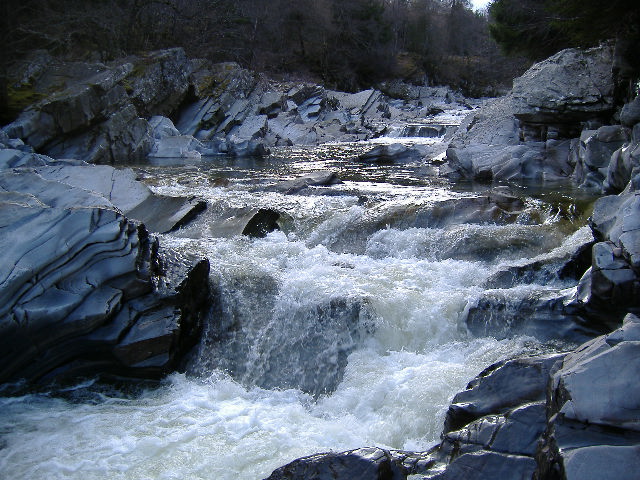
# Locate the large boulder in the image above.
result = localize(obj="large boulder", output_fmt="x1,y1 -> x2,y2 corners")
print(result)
511,45 -> 615,125
444,45 -> 615,182
535,313 -> 640,480
0,201 -> 210,384
0,144 -> 210,385
2,49 -> 195,164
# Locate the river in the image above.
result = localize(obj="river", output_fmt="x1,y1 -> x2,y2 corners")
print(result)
0,116 -> 593,479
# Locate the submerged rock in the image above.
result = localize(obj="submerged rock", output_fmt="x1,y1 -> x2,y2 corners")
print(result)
209,207 -> 281,238
272,170 -> 343,194
264,447 -> 428,480
358,143 -> 422,163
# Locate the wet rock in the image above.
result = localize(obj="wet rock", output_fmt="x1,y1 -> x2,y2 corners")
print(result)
272,170 -> 343,194
358,143 -> 421,163
535,314 -> 640,480
417,188 -> 526,228
427,451 -> 537,480
485,226 -> 595,289
443,354 -> 566,434
465,287 -> 604,344
440,402 -> 547,460
264,447 -> 411,480
0,201 -> 210,384
419,355 -> 564,480
210,208 -> 281,238
9,164 -> 207,234
192,290 -> 374,396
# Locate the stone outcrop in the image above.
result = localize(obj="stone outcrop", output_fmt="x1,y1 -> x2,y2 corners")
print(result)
174,62 -> 470,157
444,45 -> 616,183
3,49 -> 195,164
0,143 -> 210,386
267,309 -> 639,480
535,313 -> 640,480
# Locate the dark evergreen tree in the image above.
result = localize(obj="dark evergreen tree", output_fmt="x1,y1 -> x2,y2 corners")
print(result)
488,0 -> 569,60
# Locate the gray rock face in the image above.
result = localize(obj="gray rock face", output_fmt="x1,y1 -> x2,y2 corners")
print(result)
443,354 -> 566,434
572,125 -> 631,189
536,314 -> 640,480
264,447 -> 427,480
358,143 -> 422,163
174,63 -> 468,156
0,201 -> 210,384
0,144 -> 210,385
603,134 -> 640,194
3,49 -> 194,164
511,45 -> 615,124
0,164 -> 206,234
586,192 -> 640,314
444,45 -> 615,182
271,170 -> 343,194
408,354 -> 565,480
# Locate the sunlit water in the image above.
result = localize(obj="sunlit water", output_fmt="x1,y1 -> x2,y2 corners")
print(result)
0,127 -> 593,479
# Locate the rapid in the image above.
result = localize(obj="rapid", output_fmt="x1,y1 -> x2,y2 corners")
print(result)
0,116 -> 592,479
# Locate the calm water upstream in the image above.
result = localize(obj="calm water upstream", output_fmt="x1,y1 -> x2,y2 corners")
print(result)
0,133 -> 594,479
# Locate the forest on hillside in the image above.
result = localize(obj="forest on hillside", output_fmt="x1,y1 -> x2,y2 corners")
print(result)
0,0 -> 524,116
1,0 -> 639,122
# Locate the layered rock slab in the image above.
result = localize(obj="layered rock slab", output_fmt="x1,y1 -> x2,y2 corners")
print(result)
0,201 -> 210,384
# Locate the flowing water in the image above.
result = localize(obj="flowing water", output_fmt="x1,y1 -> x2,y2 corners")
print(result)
0,124 -> 594,479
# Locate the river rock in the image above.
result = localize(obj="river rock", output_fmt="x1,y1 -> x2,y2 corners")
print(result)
464,287 -> 606,344
535,313 -> 640,480
2,48 -> 195,164
0,200 -> 210,384
444,45 -> 615,182
585,191 -> 640,316
209,207 -> 281,238
358,143 -> 422,163
8,164 -> 207,233
572,125 -> 630,189
511,45 -> 615,124
418,354 -> 565,480
272,170 -> 343,194
604,140 -> 640,193
484,226 -> 595,289
264,447 -> 429,480
443,353 -> 566,434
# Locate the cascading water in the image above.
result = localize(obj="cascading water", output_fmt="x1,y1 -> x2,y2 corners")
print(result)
0,127 -> 593,479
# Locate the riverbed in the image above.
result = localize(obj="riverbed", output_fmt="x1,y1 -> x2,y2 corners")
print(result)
0,125 -> 594,479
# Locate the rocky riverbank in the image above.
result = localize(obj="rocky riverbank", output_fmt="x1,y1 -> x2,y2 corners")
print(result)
1,43 -> 639,480
259,45 -> 640,480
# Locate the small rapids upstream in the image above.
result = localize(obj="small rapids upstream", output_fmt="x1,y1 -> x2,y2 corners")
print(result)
0,133 -> 593,479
